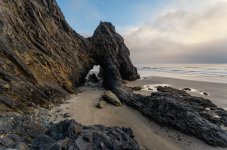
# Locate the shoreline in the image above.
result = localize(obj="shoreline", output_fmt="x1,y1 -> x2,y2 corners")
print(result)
50,75 -> 227,150
128,75 -> 227,108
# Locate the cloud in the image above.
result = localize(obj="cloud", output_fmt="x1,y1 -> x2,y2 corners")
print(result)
121,0 -> 227,64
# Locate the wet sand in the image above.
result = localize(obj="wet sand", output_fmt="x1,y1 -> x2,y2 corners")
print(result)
50,76 -> 227,150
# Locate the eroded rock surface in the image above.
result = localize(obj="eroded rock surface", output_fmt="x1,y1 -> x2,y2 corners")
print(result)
0,114 -> 139,150
33,119 -> 139,150
0,0 -> 139,113
0,0 -> 227,149
112,86 -> 227,147
102,91 -> 122,106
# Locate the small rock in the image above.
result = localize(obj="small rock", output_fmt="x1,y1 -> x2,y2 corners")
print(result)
96,100 -> 106,109
56,109 -> 61,113
121,80 -> 127,84
205,108 -> 211,111
148,88 -> 152,91
16,142 -> 29,150
132,86 -> 142,91
63,113 -> 71,118
183,88 -> 191,91
102,91 -> 122,106
214,115 -> 221,119
203,92 -> 208,96
100,142 -> 104,148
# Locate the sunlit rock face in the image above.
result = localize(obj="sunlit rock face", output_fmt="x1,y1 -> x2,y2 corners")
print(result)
0,0 -> 139,112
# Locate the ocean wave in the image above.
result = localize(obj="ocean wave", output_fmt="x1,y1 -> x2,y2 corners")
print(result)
136,64 -> 227,83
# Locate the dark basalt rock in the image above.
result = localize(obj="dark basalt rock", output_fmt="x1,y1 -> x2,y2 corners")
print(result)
0,114 -> 139,150
0,113 -> 46,149
32,119 -> 139,150
183,87 -> 191,91
89,22 -> 140,89
111,86 -> 227,147
0,0 -> 227,149
87,73 -> 99,83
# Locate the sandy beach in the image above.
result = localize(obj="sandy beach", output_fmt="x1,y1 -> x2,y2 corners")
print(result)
50,76 -> 227,150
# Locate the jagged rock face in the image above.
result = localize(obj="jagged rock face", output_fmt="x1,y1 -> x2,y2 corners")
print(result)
0,114 -> 139,149
90,22 -> 140,89
112,86 -> 227,147
0,0 -> 139,112
0,0 -> 95,112
2,0 -> 226,148
33,120 -> 140,150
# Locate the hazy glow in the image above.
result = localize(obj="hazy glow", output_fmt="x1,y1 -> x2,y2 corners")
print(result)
123,0 -> 227,63
57,0 -> 227,63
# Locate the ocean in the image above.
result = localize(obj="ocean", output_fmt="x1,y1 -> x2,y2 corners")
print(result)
92,64 -> 227,83
136,64 -> 227,83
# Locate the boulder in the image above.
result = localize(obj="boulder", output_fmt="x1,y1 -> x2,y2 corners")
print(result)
87,73 -> 99,83
0,114 -> 140,149
132,86 -> 142,91
33,120 -> 140,150
102,91 -> 122,106
183,88 -> 191,91
96,99 -> 106,109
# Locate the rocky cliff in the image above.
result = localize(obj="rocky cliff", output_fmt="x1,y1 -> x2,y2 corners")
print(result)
0,0 -> 139,113
0,0 -> 227,149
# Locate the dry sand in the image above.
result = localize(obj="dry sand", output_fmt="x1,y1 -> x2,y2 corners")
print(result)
50,76 -> 227,150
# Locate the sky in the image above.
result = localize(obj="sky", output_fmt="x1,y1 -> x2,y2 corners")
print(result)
56,0 -> 227,64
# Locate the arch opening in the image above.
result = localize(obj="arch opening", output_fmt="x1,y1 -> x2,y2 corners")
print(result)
85,65 -> 103,87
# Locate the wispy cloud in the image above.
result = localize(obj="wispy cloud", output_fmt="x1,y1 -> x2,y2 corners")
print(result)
121,0 -> 227,63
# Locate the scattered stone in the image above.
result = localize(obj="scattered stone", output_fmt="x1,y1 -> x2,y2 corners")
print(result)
63,113 -> 71,118
132,86 -> 142,91
203,92 -> 208,96
183,88 -> 191,91
102,91 -> 122,106
148,88 -> 152,91
96,100 -> 106,109
16,142 -> 29,150
56,109 -> 61,113
205,108 -> 211,111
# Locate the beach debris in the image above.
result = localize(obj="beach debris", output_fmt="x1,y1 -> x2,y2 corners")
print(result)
96,99 -> 106,109
102,91 -> 122,106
